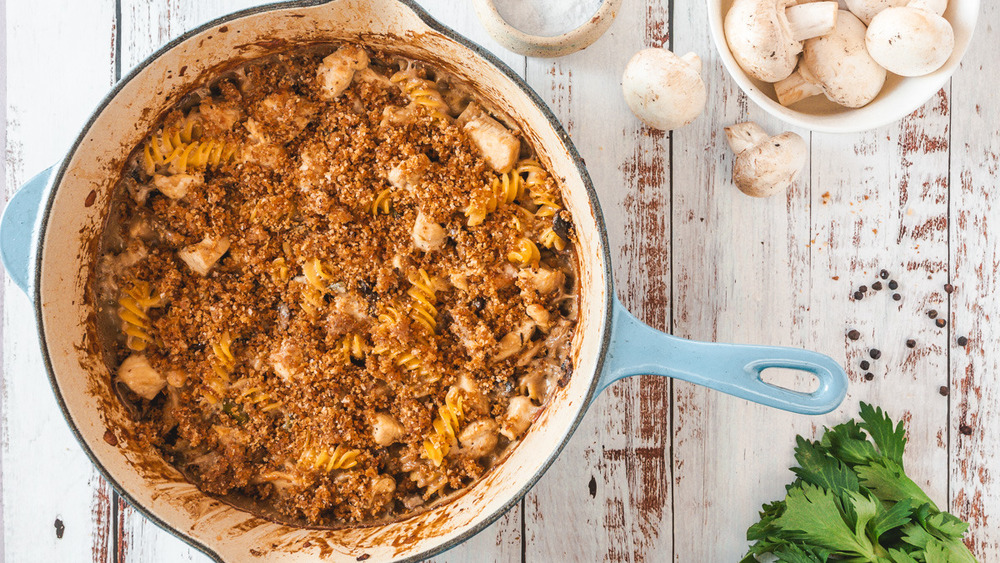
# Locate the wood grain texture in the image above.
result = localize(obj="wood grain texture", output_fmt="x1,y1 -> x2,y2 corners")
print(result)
949,0 -> 1000,557
670,1 -> 819,559
2,0 -> 999,561
2,1 -> 118,561
522,3 -> 673,562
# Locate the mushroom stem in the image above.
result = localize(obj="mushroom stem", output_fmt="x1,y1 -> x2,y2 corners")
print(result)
785,1 -> 840,41
680,52 -> 703,74
724,122 -> 769,154
774,67 -> 825,106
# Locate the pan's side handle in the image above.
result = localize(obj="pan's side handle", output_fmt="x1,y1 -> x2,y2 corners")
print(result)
1,167 -> 53,295
597,297 -> 848,415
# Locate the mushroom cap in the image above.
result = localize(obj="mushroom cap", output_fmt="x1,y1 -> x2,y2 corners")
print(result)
801,10 -> 887,108
622,49 -> 707,131
725,0 -> 802,82
866,7 -> 955,76
729,129 -> 808,198
844,0 -> 907,25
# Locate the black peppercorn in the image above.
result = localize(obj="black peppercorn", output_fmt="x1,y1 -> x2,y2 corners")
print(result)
939,386 -> 949,396
848,329 -> 861,341
864,372 -> 875,381
944,283 -> 955,294
958,336 -> 968,346
892,293 -> 902,301
959,425 -> 973,436
859,285 -> 868,293
928,310 -> 938,319
872,281 -> 883,291
854,291 -> 864,300
860,360 -> 870,370
880,269 -> 889,279
936,318 -> 947,328
870,349 -> 882,360
888,280 -> 899,290
906,339 -> 916,348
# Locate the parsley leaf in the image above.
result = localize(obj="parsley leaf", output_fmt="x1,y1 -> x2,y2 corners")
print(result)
743,404 -> 978,563
871,498 -> 914,541
791,436 -> 859,495
859,403 -> 907,468
856,459 -> 936,510
773,483 -> 878,559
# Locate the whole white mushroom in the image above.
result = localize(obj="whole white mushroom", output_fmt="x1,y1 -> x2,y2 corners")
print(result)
725,122 -> 808,198
866,6 -> 955,76
622,49 -> 707,131
774,10 -> 887,108
725,0 -> 840,83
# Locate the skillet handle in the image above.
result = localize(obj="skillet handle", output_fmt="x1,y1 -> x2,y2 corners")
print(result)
597,297 -> 848,415
1,167 -> 53,295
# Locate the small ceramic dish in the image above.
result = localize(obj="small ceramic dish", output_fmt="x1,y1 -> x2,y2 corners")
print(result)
472,0 -> 622,57
707,0 -> 980,133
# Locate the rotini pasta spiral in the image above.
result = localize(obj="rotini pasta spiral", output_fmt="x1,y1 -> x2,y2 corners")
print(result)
118,281 -> 161,352
238,386 -> 282,412
142,117 -> 236,176
406,268 -> 438,334
339,334 -> 370,364
299,443 -> 361,472
373,303 -> 438,380
423,387 -> 464,467
464,172 -> 522,227
371,188 -> 392,215
168,139 -> 237,175
390,67 -> 450,121
538,227 -> 566,251
508,238 -> 540,268
300,258 -> 337,316
517,159 -> 561,218
212,331 -> 236,380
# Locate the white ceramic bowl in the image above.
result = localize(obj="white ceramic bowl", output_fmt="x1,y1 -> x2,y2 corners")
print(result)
707,0 -> 980,133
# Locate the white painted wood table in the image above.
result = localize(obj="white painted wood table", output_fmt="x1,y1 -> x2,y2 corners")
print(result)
2,0 -> 998,561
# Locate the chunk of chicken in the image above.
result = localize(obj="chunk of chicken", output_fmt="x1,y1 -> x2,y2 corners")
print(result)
458,103 -> 519,173
458,419 -> 499,458
519,267 -> 565,294
152,173 -> 202,200
387,154 -> 431,191
371,412 -> 406,446
525,303 -> 551,330
270,339 -> 305,383
412,211 -> 446,252
118,354 -> 166,400
197,99 -> 242,134
177,236 -> 230,276
501,396 -> 541,440
494,320 -> 536,363
317,45 -> 370,100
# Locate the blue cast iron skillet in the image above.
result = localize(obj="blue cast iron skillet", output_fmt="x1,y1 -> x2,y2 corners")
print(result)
0,1 -> 848,560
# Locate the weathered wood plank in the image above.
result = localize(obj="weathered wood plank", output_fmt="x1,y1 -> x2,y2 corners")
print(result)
523,2 -> 674,561
2,1 -> 118,561
949,1 -> 1000,558
670,0 -> 951,560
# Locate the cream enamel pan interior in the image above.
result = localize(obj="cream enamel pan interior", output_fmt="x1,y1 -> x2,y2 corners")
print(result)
32,0 -> 608,560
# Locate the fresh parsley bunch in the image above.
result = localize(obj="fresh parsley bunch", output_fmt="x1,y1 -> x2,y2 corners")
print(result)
742,403 -> 977,563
